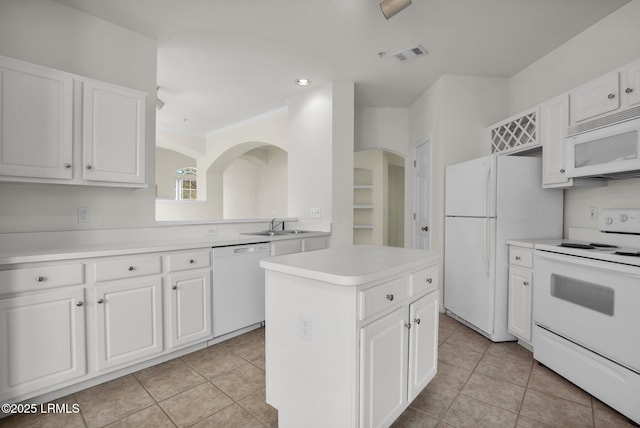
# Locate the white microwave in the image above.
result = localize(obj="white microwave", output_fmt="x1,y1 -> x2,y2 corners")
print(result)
565,118 -> 640,178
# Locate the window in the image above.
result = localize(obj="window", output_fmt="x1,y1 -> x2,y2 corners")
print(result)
176,179 -> 197,200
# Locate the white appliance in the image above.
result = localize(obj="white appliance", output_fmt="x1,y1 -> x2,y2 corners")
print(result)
534,209 -> 640,425
212,243 -> 270,337
444,155 -> 563,341
566,117 -> 640,179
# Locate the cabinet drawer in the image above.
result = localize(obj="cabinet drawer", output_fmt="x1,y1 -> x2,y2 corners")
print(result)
409,266 -> 438,296
359,277 -> 408,320
94,255 -> 161,282
0,264 -> 84,294
166,250 -> 211,272
510,248 -> 533,268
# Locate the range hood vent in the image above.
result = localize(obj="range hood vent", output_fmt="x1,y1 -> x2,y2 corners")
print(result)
568,105 -> 640,136
393,45 -> 428,62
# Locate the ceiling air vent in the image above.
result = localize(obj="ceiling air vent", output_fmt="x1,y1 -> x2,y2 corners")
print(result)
393,45 -> 428,62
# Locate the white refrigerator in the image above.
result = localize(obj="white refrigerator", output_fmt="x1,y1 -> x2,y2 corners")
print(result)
444,155 -> 563,341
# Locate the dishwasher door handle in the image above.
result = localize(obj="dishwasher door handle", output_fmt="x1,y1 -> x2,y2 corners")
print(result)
234,247 -> 255,254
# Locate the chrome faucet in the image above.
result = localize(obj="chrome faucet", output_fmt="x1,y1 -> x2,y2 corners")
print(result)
270,218 -> 285,231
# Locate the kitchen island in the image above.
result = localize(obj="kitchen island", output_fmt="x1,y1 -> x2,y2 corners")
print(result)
260,245 -> 440,428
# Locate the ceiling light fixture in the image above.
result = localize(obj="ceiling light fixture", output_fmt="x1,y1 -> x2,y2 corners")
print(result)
295,78 -> 312,86
380,0 -> 411,20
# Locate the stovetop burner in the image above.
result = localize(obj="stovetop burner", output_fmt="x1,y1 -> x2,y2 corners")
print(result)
614,251 -> 640,257
558,242 -> 619,250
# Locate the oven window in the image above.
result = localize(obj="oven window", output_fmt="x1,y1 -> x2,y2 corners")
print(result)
550,274 -> 614,316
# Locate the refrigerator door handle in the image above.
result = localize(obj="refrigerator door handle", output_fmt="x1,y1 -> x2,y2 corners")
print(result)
483,163 -> 491,217
483,218 -> 490,276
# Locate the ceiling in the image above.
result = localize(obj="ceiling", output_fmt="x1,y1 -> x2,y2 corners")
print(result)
55,0 -> 631,136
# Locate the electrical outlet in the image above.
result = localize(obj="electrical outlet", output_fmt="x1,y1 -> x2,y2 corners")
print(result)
77,207 -> 89,223
310,207 -> 321,218
299,315 -> 312,341
206,228 -> 217,236
588,207 -> 598,221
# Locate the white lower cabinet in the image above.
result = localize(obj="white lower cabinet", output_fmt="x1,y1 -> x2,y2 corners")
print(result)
166,269 -> 212,349
507,246 -> 534,345
0,287 -> 86,401
94,277 -> 163,371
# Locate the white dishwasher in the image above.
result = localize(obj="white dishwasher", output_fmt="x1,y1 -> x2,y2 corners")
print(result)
212,243 -> 270,337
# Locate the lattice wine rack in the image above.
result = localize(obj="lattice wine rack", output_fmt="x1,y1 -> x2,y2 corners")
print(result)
489,108 -> 539,154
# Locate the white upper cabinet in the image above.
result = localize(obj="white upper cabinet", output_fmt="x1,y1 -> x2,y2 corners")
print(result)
0,55 -> 147,187
540,94 -> 572,188
82,79 -> 147,185
0,57 -> 73,180
570,72 -> 620,124
622,60 -> 640,108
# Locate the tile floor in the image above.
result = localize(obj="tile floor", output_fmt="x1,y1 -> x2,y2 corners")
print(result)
1,314 -> 636,427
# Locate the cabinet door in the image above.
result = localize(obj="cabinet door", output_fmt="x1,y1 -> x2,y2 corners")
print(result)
508,267 -> 533,342
0,58 -> 73,180
360,306 -> 408,428
166,269 -> 212,349
570,72 -> 620,124
622,60 -> 640,108
95,278 -> 162,371
82,79 -> 147,185
541,94 -> 572,188
0,287 -> 86,400
407,291 -> 438,402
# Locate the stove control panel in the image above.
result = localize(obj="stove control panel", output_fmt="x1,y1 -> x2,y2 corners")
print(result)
600,209 -> 640,234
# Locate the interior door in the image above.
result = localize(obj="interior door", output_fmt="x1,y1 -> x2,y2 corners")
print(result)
444,216 -> 495,335
414,140 -> 431,249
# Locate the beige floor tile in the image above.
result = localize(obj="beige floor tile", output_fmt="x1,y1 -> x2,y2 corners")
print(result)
74,375 -> 154,428
442,394 -> 517,428
520,389 -> 593,428
427,361 -> 472,392
438,342 -> 483,370
192,403 -> 264,428
485,341 -> 533,365
251,356 -> 266,370
159,383 -> 233,427
592,398 -> 637,427
443,326 -> 491,354
516,415 -> 555,427
223,329 -> 265,362
182,346 -> 247,380
0,395 -> 85,428
391,407 -> 439,428
527,363 -> 591,406
139,361 -> 206,401
409,383 -> 458,419
133,358 -> 187,381
211,362 -> 265,401
104,404 -> 175,428
475,353 -> 532,386
461,372 -> 525,413
237,388 -> 278,428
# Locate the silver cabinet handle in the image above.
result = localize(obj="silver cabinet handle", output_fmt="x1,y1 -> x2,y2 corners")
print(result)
85,165 -> 93,170
515,256 -> 521,261
560,168 -> 565,173
414,318 -> 421,324
97,298 -> 104,304
172,285 -> 177,290
625,87 -> 633,94
189,259 -> 195,264
386,294 -> 394,301
35,275 -> 46,282
607,93 -> 615,99
64,163 -> 72,168
426,278 -> 433,284
128,266 -> 135,271
404,323 -> 411,329
523,281 -> 530,286
76,301 -> 84,307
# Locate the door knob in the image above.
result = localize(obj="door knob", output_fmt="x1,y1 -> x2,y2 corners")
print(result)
421,226 -> 429,232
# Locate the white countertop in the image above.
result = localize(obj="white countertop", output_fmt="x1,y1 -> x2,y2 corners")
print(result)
260,245 -> 439,286
0,231 -> 330,265
506,238 -> 565,249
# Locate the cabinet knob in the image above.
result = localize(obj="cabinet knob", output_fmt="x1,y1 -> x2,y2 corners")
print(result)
97,298 -> 104,304
426,278 -> 433,284
523,281 -> 530,286
128,266 -> 135,271
189,259 -> 195,264
421,226 -> 429,232
64,163 -> 72,168
85,165 -> 93,170
386,294 -> 394,301
560,168 -> 565,173
404,323 -> 411,329
76,301 -> 84,307
607,93 -> 615,99
35,275 -> 46,282
172,285 -> 177,290
414,318 -> 421,324
626,87 -> 633,94
515,256 -> 521,261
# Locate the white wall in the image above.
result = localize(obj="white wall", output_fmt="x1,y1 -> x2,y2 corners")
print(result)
0,0 -> 157,233
509,0 -> 640,235
288,82 -> 354,243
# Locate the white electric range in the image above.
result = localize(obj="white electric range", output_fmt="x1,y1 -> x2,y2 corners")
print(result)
533,209 -> 640,425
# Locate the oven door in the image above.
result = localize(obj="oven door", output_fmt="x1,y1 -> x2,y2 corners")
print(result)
534,251 -> 640,373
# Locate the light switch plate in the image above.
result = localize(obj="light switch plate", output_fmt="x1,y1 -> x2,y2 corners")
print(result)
310,207 -> 321,218
77,207 -> 89,223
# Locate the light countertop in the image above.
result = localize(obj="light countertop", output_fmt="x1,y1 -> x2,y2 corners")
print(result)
506,238 -> 565,249
260,245 -> 439,286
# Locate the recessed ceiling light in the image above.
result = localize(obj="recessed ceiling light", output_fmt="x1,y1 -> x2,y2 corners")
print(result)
295,78 -> 312,86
